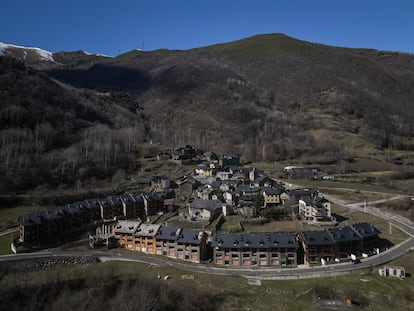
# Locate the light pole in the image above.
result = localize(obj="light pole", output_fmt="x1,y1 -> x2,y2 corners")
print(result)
364,197 -> 367,213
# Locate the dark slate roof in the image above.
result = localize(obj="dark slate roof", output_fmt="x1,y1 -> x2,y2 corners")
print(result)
235,186 -> 259,196
253,175 -> 270,184
35,207 -> 61,221
221,154 -> 240,160
351,222 -> 381,238
48,206 -> 65,218
239,193 -> 256,202
312,196 -> 330,206
204,151 -> 214,156
156,225 -> 181,241
151,175 -> 170,182
223,165 -> 242,173
121,194 -> 136,204
131,193 -> 144,201
110,195 -> 124,204
246,167 -> 265,174
286,188 -> 319,197
100,197 -> 114,207
327,226 -> 362,243
144,192 -> 163,201
208,180 -> 222,189
300,230 -> 335,246
211,232 -> 298,249
189,199 -> 223,211
177,229 -> 205,245
59,204 -> 76,216
84,198 -> 101,209
262,187 -> 283,195
221,179 -> 240,186
19,212 -> 42,226
274,182 -> 286,190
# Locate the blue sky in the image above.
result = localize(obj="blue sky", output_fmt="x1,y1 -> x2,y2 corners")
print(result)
1,0 -> 413,56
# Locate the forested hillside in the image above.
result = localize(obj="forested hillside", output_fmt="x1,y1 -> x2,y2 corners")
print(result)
2,33 -> 414,193
48,34 -> 414,160
0,57 -> 147,192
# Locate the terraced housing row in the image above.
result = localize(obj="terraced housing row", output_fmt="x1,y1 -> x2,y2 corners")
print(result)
106,220 -> 380,266
17,190 -> 380,266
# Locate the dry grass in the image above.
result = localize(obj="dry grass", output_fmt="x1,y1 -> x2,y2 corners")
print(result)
2,251 -> 414,311
0,232 -> 14,255
320,188 -> 395,204
244,219 -> 302,233
374,197 -> 414,221
165,215 -> 206,230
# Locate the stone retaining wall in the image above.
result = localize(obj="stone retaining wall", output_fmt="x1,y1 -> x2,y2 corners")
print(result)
0,256 -> 96,275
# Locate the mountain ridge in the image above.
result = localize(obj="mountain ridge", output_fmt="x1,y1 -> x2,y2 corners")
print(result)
1,33 -> 414,192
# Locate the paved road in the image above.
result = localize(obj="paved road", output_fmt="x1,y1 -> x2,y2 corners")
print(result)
94,237 -> 414,280
324,193 -> 414,237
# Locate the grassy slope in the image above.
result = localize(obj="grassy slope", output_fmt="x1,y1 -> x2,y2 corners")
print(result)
1,252 -> 414,310
0,233 -> 13,255
0,205 -> 47,229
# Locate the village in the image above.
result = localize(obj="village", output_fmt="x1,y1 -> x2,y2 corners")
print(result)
16,144 -> 383,267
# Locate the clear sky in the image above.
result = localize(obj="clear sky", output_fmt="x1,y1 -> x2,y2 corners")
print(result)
1,0 -> 413,56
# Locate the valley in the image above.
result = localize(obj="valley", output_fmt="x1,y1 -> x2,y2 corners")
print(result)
1,32 -> 414,311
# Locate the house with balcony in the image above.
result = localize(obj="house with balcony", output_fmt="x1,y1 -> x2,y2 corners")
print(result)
176,229 -> 209,263
155,225 -> 181,258
188,199 -> 223,221
327,226 -> 363,259
134,223 -> 161,254
298,196 -> 332,222
122,193 -> 145,220
298,230 -> 336,265
143,193 -> 164,216
351,222 -> 381,252
262,187 -> 283,208
113,220 -> 141,250
100,196 -> 124,220
151,176 -> 171,192
211,232 -> 298,267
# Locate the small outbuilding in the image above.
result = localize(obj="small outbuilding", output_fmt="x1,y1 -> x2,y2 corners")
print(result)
379,265 -> 405,279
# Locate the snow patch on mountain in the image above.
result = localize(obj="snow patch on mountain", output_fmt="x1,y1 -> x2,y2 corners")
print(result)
0,42 -> 7,56
96,53 -> 112,58
0,42 -> 55,62
82,50 -> 112,58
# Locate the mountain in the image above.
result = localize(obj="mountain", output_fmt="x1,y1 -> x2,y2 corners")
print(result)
0,42 -> 55,69
1,34 -> 414,192
46,34 -> 414,156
